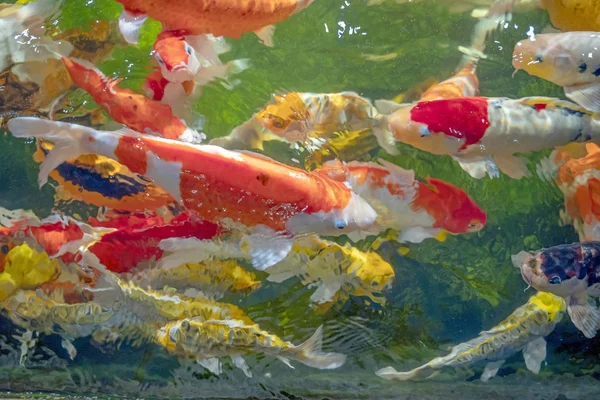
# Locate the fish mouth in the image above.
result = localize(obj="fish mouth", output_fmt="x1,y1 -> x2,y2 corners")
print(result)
171,64 -> 191,73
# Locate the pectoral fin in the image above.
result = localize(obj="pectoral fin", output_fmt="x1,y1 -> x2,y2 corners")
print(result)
564,83 -> 600,113
452,155 -> 499,179
254,25 -> 276,47
230,355 -> 252,378
493,154 -> 531,179
398,227 -> 442,243
522,337 -> 546,374
480,359 -> 504,382
118,10 -> 147,45
246,230 -> 294,271
567,293 -> 599,338
197,357 -> 222,375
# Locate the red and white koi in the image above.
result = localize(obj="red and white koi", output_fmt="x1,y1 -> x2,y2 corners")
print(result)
387,96 -> 600,179
62,57 -> 205,144
8,117 -> 378,270
315,159 -> 486,243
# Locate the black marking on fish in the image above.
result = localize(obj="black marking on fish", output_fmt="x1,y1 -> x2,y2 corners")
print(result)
594,67 -> 600,77
538,242 -> 600,288
572,131 -> 583,142
579,63 -> 588,73
562,107 -> 586,118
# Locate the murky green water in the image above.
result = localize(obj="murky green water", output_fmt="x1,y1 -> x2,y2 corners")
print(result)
1,0 -> 599,399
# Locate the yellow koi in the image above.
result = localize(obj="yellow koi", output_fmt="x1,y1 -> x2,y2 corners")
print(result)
376,292 -> 566,382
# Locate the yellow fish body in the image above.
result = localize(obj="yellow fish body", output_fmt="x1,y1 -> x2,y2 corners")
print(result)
156,319 -> 346,377
540,0 -> 600,31
132,260 -> 260,299
376,292 -> 566,382
0,243 -> 61,301
267,239 -> 395,308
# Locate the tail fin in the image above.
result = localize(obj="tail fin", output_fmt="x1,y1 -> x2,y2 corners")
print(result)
7,117 -> 93,187
292,325 -> 347,369
375,364 -> 432,381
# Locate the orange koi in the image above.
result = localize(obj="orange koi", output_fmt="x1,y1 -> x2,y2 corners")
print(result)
116,0 -> 316,46
8,118 -> 378,270
62,57 -> 205,143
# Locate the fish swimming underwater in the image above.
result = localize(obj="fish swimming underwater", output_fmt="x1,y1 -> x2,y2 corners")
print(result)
132,259 -> 260,300
513,32 -> 600,112
514,242 -> 600,338
62,57 -> 205,143
7,117 -> 377,270
213,91 -> 396,154
156,320 -> 345,376
387,96 -> 600,179
264,237 -> 395,307
538,143 -> 600,241
315,159 -> 486,243
376,292 -> 565,382
146,31 -> 249,119
374,6 -> 507,154
34,140 -> 175,212
116,0 -> 316,46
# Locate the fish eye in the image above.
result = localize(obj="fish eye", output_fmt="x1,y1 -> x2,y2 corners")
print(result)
155,53 -> 165,65
549,276 -> 562,285
534,53 -> 543,63
334,220 -> 347,230
1,245 -> 8,255
185,44 -> 193,55
372,281 -> 379,287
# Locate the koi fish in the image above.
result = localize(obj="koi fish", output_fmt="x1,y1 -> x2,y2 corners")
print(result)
513,32 -> 600,112
315,159 -> 486,242
539,0 -> 600,32
537,143 -> 600,241
147,31 -> 249,118
376,292 -> 565,382
157,320 -> 345,376
514,242 -> 600,338
34,140 -> 175,212
0,243 -> 61,301
8,117 -> 378,270
266,238 -> 395,307
83,211 -> 223,274
387,96 -> 600,179
216,91 -> 397,154
374,8 -> 507,153
132,260 -> 260,299
116,0 -> 316,46
62,57 -> 205,143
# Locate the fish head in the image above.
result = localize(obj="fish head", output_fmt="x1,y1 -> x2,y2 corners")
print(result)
256,92 -> 311,138
355,251 -> 395,292
512,34 -> 572,85
514,246 -> 588,298
426,178 -> 487,234
153,33 -> 200,83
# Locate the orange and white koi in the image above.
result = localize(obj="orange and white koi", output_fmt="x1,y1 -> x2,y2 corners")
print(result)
146,31 -> 249,115
513,32 -> 600,112
116,0 -> 316,46
538,143 -> 600,241
8,117 -> 378,270
315,159 -> 486,243
387,96 -> 600,179
62,57 -> 205,143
